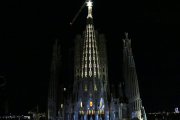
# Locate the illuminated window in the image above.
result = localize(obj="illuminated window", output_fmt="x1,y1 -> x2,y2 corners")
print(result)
85,71 -> 87,77
100,101 -> 102,107
85,85 -> 87,91
90,101 -> 93,107
89,70 -> 92,77
93,110 -> 95,115
94,84 -> 97,91
80,102 -> 83,107
94,63 -> 96,67
89,63 -> 92,68
94,71 -> 96,76
63,88 -> 66,91
61,104 -> 63,108
89,56 -> 91,60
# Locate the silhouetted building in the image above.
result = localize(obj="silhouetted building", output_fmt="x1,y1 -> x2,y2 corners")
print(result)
48,39 -> 61,120
50,0 -> 147,120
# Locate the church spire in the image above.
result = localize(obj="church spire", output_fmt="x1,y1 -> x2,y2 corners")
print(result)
123,33 -> 143,120
81,0 -> 101,79
86,0 -> 93,19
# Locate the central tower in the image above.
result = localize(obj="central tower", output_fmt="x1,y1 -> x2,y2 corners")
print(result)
73,0 -> 109,120
81,0 -> 100,80
57,0 -> 147,120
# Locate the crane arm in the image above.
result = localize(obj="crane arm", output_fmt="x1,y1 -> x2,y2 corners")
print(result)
70,0 -> 88,25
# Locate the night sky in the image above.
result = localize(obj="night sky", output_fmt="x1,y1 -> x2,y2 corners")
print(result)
1,0 -> 180,114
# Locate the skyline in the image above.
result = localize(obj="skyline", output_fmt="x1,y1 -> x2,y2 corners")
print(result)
1,0 -> 180,114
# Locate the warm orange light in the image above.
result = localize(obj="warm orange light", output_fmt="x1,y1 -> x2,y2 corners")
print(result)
90,101 -> 93,107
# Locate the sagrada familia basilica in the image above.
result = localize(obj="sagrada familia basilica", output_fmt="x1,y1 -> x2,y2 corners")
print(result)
47,0 -> 147,120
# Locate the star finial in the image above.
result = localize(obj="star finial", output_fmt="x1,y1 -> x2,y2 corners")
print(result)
87,0 -> 93,7
86,0 -> 93,18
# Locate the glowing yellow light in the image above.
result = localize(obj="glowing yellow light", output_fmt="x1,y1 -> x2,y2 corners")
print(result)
90,101 -> 93,107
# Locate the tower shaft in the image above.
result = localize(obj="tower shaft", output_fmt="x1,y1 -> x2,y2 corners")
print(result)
123,33 -> 142,120
72,1 -> 109,120
48,40 -> 61,120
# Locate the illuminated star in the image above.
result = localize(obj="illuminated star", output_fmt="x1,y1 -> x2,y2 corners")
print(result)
87,0 -> 93,7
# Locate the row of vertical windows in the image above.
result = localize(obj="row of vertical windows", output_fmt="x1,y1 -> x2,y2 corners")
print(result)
81,24 -> 102,78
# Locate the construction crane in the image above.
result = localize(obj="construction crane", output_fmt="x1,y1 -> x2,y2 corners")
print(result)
70,0 -> 91,25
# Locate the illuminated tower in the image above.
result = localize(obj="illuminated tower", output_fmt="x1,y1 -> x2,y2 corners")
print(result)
64,0 -> 147,119
74,30 -> 109,100
123,33 -> 143,120
72,0 -> 109,120
48,39 -> 61,120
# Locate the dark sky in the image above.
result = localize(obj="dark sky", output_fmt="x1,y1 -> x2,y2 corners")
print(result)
1,0 -> 180,114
